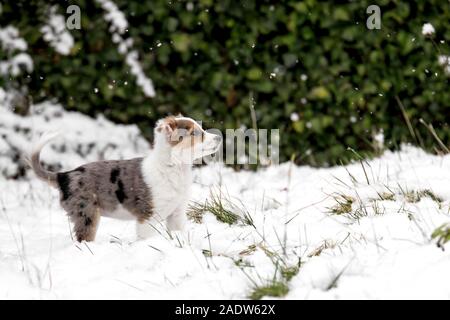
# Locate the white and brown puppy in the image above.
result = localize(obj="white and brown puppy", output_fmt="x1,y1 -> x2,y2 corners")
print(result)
30,116 -> 221,242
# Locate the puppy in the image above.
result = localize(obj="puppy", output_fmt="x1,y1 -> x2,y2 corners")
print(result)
30,116 -> 222,242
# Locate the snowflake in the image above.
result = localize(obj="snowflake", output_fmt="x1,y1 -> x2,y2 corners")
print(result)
422,23 -> 435,36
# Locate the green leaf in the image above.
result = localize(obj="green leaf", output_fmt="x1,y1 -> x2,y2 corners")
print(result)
171,33 -> 191,52
247,67 -> 263,80
309,86 -> 331,100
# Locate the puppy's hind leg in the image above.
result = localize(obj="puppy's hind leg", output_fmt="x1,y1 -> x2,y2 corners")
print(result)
71,206 -> 101,242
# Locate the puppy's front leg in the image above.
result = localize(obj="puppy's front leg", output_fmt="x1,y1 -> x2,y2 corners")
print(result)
136,219 -> 158,239
166,206 -> 187,231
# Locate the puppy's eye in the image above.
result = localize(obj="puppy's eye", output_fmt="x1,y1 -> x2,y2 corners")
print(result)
178,136 -> 183,142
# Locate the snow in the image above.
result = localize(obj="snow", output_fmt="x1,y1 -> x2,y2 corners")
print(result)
0,26 -> 27,52
186,2 -> 194,12
40,6 -> 74,55
372,129 -> 384,150
422,23 -> 435,36
0,101 -> 450,299
0,53 -> 33,76
125,51 -> 156,97
0,26 -> 33,76
438,55 -> 450,75
96,0 -> 155,97
290,113 -> 299,122
96,0 -> 128,34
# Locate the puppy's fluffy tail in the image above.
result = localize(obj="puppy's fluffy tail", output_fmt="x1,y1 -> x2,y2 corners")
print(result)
30,131 -> 60,185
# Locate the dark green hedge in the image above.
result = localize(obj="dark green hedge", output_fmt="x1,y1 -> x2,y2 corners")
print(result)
2,0 -> 450,165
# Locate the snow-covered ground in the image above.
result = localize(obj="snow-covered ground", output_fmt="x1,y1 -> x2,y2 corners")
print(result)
0,104 -> 449,299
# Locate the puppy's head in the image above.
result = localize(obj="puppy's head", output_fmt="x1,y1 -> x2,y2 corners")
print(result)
154,115 -> 221,164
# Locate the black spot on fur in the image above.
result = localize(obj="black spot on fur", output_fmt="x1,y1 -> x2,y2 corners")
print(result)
78,211 -> 83,217
57,173 -> 71,201
85,217 -> 92,226
78,180 -> 84,187
115,180 -> 127,203
79,202 -> 85,209
110,168 -> 120,183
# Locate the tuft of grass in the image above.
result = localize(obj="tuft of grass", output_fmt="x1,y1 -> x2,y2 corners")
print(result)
404,190 -> 421,203
202,249 -> 212,258
431,223 -> 450,249
307,240 -> 335,257
187,194 -> 239,225
239,244 -> 257,256
403,189 -> 443,205
257,243 -> 277,259
237,244 -> 300,300
249,280 -> 289,300
330,195 -> 354,215
187,190 -> 254,226
187,202 -> 205,223
280,262 -> 301,282
378,191 -> 396,201
420,189 -> 443,203
207,192 -> 240,224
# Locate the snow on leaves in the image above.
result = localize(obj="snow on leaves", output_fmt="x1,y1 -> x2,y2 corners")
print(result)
40,6 -> 75,55
96,0 -> 155,97
0,26 -> 33,76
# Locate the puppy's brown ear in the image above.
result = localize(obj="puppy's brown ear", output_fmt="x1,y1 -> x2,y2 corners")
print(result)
156,116 -> 177,136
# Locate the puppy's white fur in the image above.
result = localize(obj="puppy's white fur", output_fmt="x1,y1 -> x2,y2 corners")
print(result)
138,117 -> 220,238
